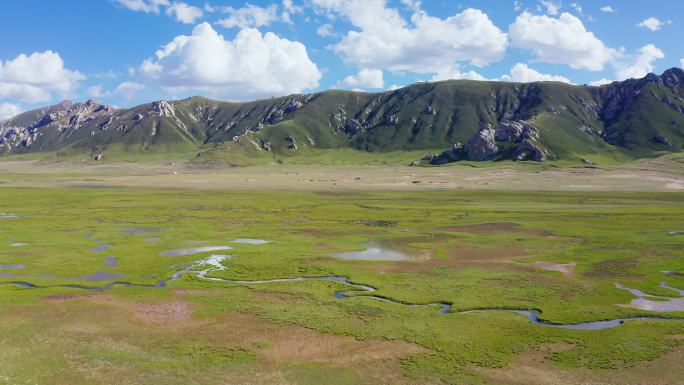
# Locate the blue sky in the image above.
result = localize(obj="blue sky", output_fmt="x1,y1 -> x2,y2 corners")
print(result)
0,0 -> 682,119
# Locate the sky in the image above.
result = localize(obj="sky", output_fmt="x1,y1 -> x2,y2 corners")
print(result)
0,0 -> 683,119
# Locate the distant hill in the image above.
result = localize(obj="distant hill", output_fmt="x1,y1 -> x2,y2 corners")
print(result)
1,68 -> 683,164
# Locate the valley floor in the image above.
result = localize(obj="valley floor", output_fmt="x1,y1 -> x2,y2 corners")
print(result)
0,156 -> 683,384
0,153 -> 682,192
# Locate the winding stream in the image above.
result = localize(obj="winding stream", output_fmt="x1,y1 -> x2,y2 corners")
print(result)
1,254 -> 682,330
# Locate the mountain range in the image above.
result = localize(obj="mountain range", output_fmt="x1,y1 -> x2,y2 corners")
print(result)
1,68 -> 683,164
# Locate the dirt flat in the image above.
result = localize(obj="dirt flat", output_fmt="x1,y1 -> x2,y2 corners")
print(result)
0,158 -> 682,191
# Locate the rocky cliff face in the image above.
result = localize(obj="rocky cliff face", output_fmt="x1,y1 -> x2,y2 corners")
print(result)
424,119 -> 548,164
0,100 -> 117,152
465,124 -> 499,161
1,69 -> 682,161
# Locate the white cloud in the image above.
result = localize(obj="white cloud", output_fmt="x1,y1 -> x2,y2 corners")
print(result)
139,22 -> 321,100
400,0 -> 421,12
509,12 -> 615,71
0,51 -> 84,103
282,0 -> 302,13
600,5 -> 614,13
316,23 -> 335,37
615,44 -> 664,80
538,0 -> 562,15
431,67 -> 486,82
113,82 -> 145,102
680,58 -> 684,68
88,85 -> 105,99
166,2 -> 203,24
514,0 -> 522,11
500,63 -> 571,83
216,4 -> 279,28
589,78 -> 613,86
637,17 -> 671,32
88,82 -> 145,103
338,68 -> 384,89
0,103 -> 22,121
93,70 -> 119,80
312,1 -> 507,76
570,2 -> 583,14
387,84 -> 401,91
114,0 -> 169,13
281,0 -> 303,23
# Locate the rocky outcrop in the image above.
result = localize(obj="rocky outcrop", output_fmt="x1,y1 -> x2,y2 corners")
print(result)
0,99 -> 116,151
285,136 -> 297,150
260,138 -> 272,151
513,139 -> 548,161
661,67 -> 684,89
580,124 -> 601,136
495,121 -> 524,142
264,97 -> 310,125
494,121 -> 540,143
420,119 -> 548,164
345,119 -> 363,134
465,124 -> 498,161
153,100 -> 175,117
423,144 -> 460,165
662,95 -> 684,114
653,134 -> 672,147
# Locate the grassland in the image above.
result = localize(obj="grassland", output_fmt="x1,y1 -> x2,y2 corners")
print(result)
0,158 -> 683,384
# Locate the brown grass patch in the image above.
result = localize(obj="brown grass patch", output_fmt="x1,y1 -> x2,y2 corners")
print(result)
296,228 -> 346,238
4,295 -> 437,384
261,326 -> 427,366
133,300 -> 195,326
43,293 -> 103,302
441,222 -> 554,237
172,288 -> 210,295
314,190 -> 363,197
584,258 -> 643,279
472,342 -> 684,385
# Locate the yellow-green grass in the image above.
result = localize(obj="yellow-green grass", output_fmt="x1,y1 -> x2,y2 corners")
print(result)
0,183 -> 682,384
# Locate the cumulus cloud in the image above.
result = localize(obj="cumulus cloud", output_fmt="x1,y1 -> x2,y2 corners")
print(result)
615,44 -> 664,80
500,63 -> 571,83
431,67 -> 486,82
88,85 -> 105,99
216,4 -> 279,28
88,82 -> 144,103
600,5 -> 614,13
0,103 -> 22,121
114,0 -> 169,13
637,17 -> 671,32
113,82 -> 145,102
281,0 -> 303,24
589,78 -> 614,86
509,12 -> 615,71
338,68 -> 384,89
311,1 -> 507,75
570,3 -> 583,14
282,0 -> 302,13
514,1 -> 522,11
166,2 -> 203,24
538,0 -> 562,15
139,22 -> 321,100
0,50 -> 84,103
316,23 -> 335,37
93,70 -> 119,80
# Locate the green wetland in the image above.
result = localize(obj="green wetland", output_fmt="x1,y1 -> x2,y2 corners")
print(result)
0,162 -> 683,384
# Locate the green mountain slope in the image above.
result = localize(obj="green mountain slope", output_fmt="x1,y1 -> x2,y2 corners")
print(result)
1,68 -> 683,164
